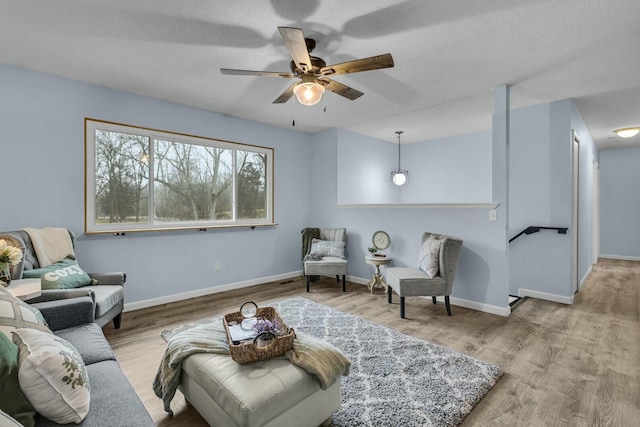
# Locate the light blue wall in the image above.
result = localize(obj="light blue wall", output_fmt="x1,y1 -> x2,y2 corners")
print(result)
0,63 -> 313,304
336,129 -> 399,204
1,62 -> 600,313
335,130 -> 492,204
402,131 -> 492,203
312,130 -> 509,311
508,99 -> 596,298
599,147 -> 640,258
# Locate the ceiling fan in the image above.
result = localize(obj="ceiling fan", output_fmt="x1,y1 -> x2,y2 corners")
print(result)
220,27 -> 394,106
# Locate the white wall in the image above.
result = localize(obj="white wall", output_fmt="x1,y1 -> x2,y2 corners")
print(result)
0,63 -> 313,305
599,147 -> 640,259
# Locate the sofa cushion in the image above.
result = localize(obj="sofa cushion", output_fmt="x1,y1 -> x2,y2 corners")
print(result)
23,258 -> 92,290
85,285 -> 124,317
12,328 -> 90,424
54,323 -> 116,366
0,287 -> 50,340
0,333 -> 35,427
34,360 -> 155,427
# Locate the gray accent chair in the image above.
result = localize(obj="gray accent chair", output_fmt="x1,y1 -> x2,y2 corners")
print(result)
385,232 -> 463,318
302,228 -> 348,292
1,229 -> 125,329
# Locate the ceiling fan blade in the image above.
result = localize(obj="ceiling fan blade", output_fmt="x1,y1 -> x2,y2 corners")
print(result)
320,78 -> 364,101
273,82 -> 299,104
278,27 -> 312,72
320,53 -> 394,76
220,68 -> 294,78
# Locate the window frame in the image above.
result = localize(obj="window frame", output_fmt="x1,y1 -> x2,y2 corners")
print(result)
85,118 -> 274,234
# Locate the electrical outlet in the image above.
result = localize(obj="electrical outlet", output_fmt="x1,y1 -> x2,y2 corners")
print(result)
215,261 -> 221,271
489,210 -> 497,221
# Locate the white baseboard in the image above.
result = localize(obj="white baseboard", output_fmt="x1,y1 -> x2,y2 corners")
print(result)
428,295 -> 511,317
579,265 -> 592,290
123,271 -> 303,312
518,288 -> 574,305
126,272 -> 509,317
599,254 -> 640,262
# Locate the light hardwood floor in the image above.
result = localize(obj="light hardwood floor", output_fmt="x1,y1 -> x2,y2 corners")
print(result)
104,259 -> 640,426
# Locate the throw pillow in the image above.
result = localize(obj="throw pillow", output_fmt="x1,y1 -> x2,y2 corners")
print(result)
418,236 -> 441,278
22,257 -> 92,290
0,333 -> 36,427
12,328 -> 90,424
309,239 -> 346,258
0,287 -> 50,341
0,410 -> 24,427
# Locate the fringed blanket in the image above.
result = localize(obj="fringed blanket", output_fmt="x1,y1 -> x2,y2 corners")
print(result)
21,227 -> 75,267
153,322 -> 350,415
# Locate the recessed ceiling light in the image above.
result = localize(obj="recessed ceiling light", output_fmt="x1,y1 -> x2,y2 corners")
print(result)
614,127 -> 640,138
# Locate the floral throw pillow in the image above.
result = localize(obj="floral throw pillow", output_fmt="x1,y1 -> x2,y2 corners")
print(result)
417,236 -> 441,278
12,328 -> 90,424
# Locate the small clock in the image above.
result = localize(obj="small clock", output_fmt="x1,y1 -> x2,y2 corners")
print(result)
372,230 -> 391,250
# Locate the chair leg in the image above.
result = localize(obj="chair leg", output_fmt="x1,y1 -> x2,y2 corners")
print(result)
113,312 -> 122,329
342,275 -> 346,292
445,295 -> 452,316
432,296 -> 437,305
336,275 -> 340,283
306,276 -> 310,292
400,297 -> 405,319
388,288 -> 392,304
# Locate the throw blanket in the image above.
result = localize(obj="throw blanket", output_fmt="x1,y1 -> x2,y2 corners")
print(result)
301,227 -> 320,261
21,227 -> 75,267
153,322 -> 350,415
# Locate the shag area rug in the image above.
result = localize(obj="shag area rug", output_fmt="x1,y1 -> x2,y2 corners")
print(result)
163,297 -> 502,427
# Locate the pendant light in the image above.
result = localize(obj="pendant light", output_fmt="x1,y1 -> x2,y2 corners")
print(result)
391,131 -> 408,186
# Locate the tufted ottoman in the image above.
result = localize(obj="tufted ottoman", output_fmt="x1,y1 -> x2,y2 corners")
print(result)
179,353 -> 341,427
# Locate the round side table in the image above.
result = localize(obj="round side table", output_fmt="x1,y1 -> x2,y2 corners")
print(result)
365,256 -> 391,294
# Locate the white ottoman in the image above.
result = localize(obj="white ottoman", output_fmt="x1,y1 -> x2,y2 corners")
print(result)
180,353 -> 341,427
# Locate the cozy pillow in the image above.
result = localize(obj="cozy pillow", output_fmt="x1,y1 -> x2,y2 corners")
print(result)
12,328 -> 90,424
0,410 -> 24,427
22,257 -> 92,290
0,333 -> 36,427
309,239 -> 346,258
0,287 -> 50,341
417,236 -> 441,278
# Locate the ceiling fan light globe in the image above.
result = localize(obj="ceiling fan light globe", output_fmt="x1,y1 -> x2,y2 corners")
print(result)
293,82 -> 324,106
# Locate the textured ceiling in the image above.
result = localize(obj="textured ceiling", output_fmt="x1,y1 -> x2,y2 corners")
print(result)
1,0 -> 639,149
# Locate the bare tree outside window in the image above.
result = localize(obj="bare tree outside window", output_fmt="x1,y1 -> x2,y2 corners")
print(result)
86,119 -> 273,233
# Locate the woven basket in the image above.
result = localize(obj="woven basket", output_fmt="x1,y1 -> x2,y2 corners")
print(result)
223,306 -> 295,365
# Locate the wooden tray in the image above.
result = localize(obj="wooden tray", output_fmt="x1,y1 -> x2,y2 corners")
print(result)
223,306 -> 295,364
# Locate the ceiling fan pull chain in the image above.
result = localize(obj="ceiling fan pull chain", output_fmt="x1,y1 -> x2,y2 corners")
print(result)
323,93 -> 327,112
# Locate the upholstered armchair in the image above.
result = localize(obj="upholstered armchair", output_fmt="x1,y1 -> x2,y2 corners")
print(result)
0,229 -> 125,329
385,232 -> 463,318
301,228 -> 348,292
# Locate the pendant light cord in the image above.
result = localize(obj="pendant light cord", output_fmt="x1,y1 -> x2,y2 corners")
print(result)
396,131 -> 403,170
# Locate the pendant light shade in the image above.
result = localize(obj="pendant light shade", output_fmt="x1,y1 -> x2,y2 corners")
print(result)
390,131 -> 408,186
